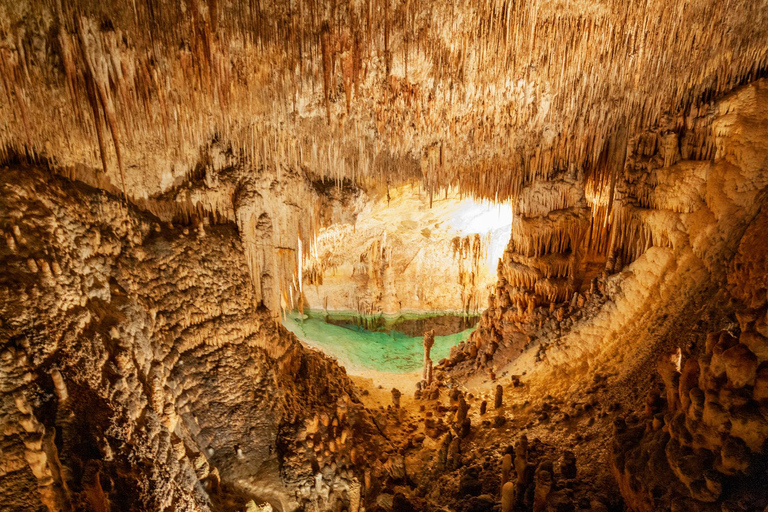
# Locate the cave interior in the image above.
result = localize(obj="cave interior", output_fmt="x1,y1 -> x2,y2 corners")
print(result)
2,0 -> 768,511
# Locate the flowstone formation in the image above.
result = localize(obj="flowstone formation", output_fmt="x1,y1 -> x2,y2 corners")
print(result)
611,208 -> 768,512
443,79 -> 768,380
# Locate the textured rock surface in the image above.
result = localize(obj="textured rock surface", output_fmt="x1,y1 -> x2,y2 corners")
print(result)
301,185 -> 511,314
611,317 -> 768,510
444,79 -> 768,381
2,0 -> 768,203
610,204 -> 768,512
0,168 -> 384,511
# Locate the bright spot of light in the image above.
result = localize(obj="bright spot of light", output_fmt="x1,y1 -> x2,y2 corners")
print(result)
449,199 -> 514,274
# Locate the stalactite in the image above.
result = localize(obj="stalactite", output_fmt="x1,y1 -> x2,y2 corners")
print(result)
2,0 -> 766,206
321,22 -> 333,124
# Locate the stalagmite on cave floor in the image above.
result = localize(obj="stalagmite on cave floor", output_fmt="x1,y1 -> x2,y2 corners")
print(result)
2,0 -> 768,511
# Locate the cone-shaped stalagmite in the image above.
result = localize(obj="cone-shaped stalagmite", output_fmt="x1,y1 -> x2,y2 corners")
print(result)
448,437 -> 461,470
501,482 -> 515,512
456,395 -> 470,424
391,388 -> 401,409
437,433 -> 452,472
502,453 -> 512,488
515,436 -> 529,483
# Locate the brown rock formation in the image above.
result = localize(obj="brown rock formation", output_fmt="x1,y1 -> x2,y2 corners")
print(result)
0,168 -> 382,510
610,210 -> 768,511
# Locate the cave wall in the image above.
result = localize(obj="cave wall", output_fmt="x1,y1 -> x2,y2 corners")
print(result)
611,206 -> 768,512
1,1 -> 768,511
442,80 -> 768,384
2,0 -> 768,327
300,186 -> 505,315
0,168 -> 385,511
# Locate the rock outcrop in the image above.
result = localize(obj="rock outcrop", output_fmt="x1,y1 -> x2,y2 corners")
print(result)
611,206 -> 768,512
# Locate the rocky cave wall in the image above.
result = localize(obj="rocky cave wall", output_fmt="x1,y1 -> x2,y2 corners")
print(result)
444,79 -> 768,380
611,207 -> 768,512
300,186 -> 504,315
416,79 -> 768,512
2,0 -> 768,322
0,168 -> 391,511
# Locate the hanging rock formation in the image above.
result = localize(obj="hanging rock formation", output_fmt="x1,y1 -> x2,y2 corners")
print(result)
442,79 -> 768,380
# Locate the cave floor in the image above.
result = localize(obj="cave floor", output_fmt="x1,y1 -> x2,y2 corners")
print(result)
338,277 -> 737,510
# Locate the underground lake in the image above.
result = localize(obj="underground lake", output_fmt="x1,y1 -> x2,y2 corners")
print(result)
283,310 -> 479,374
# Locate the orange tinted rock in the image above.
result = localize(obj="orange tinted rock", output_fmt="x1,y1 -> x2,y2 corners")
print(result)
659,352 -> 682,413
716,437 -> 751,475
740,331 -> 768,362
680,358 -> 700,411
710,332 -> 738,379
728,209 -> 768,309
754,366 -> 768,403
721,344 -> 758,388
729,404 -> 768,452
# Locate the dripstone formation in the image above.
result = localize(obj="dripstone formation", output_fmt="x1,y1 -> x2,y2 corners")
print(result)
0,169 -> 386,511
2,0 -> 768,511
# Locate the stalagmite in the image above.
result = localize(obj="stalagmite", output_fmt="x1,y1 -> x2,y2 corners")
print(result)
456,395 -> 470,425
51,369 -> 68,402
391,388 -> 401,409
501,453 -> 512,487
501,481 -> 515,512
423,329 -> 435,381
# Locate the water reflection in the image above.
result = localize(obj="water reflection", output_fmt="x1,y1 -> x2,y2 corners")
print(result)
322,312 -> 479,336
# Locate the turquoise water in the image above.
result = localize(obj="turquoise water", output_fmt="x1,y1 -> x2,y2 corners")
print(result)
283,310 -> 477,373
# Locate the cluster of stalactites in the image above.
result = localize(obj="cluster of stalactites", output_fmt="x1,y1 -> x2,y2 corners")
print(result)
509,208 -> 588,259
2,0 -> 768,204
500,212 -> 585,308
452,233 -> 489,314
513,179 -> 584,218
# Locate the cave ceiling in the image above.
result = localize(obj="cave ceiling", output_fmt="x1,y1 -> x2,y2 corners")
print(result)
1,0 -> 767,201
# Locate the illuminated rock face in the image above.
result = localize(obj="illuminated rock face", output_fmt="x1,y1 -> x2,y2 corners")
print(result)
612,209 -> 768,512
301,185 -> 513,315
1,0 -> 767,203
444,80 -> 768,379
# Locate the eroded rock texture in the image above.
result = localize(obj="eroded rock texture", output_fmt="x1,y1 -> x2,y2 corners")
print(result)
611,215 -> 768,511
2,0 -> 768,202
2,0 -> 768,510
299,186 -> 507,315
0,169 -> 382,511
